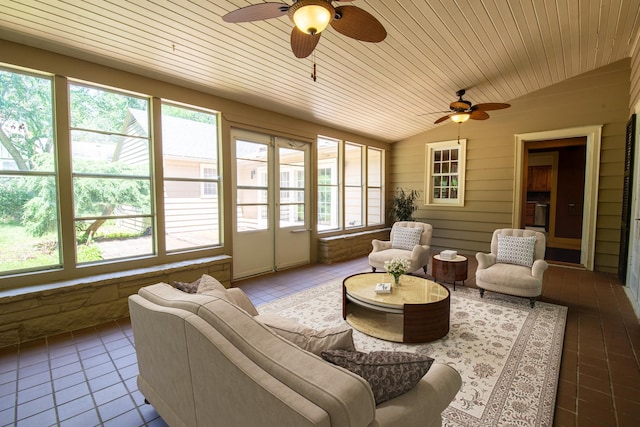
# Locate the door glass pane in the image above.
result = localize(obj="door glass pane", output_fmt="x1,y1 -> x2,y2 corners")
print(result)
279,147 -> 305,228
280,204 -> 305,227
236,140 -> 269,232
236,205 -> 268,231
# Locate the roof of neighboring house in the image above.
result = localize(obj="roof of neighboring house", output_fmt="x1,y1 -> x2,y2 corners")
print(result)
125,109 -> 217,161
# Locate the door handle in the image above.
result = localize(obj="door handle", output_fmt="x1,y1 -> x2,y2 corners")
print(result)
291,228 -> 310,233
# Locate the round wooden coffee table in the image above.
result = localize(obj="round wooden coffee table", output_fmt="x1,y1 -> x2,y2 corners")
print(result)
342,273 -> 450,343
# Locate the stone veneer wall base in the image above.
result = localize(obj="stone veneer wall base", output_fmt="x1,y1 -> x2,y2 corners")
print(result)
0,255 -> 231,348
318,228 -> 391,264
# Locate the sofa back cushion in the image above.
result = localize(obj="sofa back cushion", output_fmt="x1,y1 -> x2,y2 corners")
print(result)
198,298 -> 376,427
139,282 -> 223,313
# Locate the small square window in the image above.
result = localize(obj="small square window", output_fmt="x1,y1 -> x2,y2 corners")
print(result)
424,139 -> 466,206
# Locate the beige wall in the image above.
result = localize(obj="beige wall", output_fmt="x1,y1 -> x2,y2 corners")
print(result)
631,35 -> 640,110
0,39 -> 390,290
392,59 -> 631,273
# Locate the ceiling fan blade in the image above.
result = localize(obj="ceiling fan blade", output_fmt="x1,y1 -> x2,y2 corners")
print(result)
222,3 -> 288,23
473,102 -> 511,111
470,110 -> 490,120
434,115 -> 451,124
291,27 -> 321,58
331,6 -> 387,42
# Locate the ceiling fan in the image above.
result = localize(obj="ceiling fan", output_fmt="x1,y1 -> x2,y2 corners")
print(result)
222,0 -> 387,59
432,89 -> 511,124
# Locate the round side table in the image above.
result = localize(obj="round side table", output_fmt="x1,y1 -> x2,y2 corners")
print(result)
432,254 -> 468,290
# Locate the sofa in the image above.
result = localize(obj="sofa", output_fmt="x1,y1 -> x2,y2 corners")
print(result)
128,281 -> 462,427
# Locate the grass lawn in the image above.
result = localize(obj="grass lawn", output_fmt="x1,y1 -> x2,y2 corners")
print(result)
0,223 -> 60,272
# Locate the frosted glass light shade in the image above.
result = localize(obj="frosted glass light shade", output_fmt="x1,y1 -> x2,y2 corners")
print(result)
450,113 -> 470,123
292,2 -> 333,35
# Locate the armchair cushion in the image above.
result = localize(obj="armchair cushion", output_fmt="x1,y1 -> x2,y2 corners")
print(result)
496,234 -> 536,267
391,227 -> 422,251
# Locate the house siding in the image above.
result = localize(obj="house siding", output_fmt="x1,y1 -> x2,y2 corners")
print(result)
392,59 -> 631,274
631,33 -> 640,111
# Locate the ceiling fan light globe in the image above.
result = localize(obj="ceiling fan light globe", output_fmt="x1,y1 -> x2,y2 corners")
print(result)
450,113 -> 470,123
290,1 -> 333,35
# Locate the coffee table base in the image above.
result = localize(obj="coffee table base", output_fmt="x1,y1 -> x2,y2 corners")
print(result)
345,297 -> 450,343
346,306 -> 404,342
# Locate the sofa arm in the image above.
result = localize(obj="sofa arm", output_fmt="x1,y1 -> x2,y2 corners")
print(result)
531,259 -> 549,280
227,288 -> 259,316
372,239 -> 392,252
476,252 -> 496,270
374,363 -> 461,425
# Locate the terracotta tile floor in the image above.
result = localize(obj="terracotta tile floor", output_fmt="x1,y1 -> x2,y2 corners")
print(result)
1,256 -> 639,426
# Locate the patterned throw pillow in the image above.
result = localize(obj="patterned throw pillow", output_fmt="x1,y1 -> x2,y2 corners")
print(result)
496,234 -> 536,267
321,349 -> 434,405
173,278 -> 201,293
391,227 -> 423,251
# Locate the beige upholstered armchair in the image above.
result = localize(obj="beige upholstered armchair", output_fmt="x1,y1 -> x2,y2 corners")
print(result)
475,228 -> 548,307
368,221 -> 432,274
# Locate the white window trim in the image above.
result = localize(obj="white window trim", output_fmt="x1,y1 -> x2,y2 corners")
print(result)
424,139 -> 466,207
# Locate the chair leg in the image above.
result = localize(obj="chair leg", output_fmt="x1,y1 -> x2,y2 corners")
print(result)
423,265 -> 427,274
529,298 -> 536,308
371,267 -> 376,272
479,288 -> 485,298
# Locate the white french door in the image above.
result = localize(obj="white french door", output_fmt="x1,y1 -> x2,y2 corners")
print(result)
231,129 -> 310,280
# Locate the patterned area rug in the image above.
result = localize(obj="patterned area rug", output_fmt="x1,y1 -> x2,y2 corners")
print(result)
259,279 -> 567,427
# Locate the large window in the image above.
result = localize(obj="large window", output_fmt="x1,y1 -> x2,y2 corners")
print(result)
344,142 -> 364,227
70,84 -> 153,263
0,66 -> 225,283
317,137 -> 384,232
161,103 -> 221,251
0,68 -> 60,275
367,147 -> 384,225
317,138 -> 340,231
424,139 -> 466,206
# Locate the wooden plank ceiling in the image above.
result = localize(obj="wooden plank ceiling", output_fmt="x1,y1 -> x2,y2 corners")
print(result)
1,0 -> 639,142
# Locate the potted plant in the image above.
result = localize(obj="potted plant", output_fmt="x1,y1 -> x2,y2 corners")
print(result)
390,187 -> 420,221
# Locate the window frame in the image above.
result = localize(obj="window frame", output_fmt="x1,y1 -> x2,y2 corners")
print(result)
317,136 -> 385,233
424,139 -> 466,207
161,101 -> 222,252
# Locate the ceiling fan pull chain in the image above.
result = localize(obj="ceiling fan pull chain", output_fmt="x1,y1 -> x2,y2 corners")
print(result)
311,51 -> 317,81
